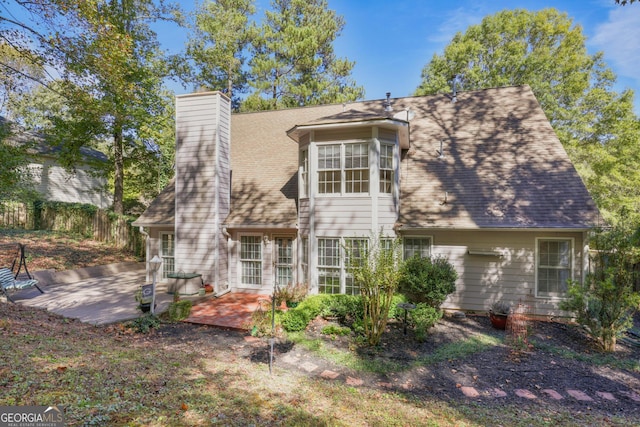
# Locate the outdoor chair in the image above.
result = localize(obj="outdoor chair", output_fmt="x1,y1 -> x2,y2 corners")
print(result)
0,267 -> 43,303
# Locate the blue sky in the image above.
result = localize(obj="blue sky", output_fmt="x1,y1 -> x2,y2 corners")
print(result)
161,0 -> 640,110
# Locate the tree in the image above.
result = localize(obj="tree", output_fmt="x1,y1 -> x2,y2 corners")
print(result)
242,0 -> 363,111
0,118 -> 37,202
186,0 -> 256,108
1,0 -> 179,214
561,215 -> 640,352
0,41 -> 45,119
415,8 -> 640,224
346,234 -> 404,346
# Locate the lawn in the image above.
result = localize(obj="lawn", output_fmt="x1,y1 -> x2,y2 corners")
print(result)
1,229 -> 639,426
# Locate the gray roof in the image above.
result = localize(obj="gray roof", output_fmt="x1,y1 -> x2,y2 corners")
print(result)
137,85 -> 600,230
132,179 -> 175,227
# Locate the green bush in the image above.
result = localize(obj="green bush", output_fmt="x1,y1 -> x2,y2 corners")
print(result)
281,309 -> 310,332
388,293 -> 409,320
323,294 -> 363,323
127,315 -> 160,334
168,300 -> 192,322
398,255 -> 458,308
321,324 -> 351,336
411,304 -> 442,342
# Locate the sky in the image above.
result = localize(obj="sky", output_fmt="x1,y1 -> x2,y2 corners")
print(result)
157,0 -> 640,111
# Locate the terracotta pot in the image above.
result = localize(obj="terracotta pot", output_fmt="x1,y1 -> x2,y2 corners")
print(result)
489,312 -> 508,330
204,284 -> 214,293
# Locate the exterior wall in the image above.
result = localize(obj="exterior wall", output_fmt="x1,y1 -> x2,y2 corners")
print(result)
423,229 -> 586,317
28,158 -> 111,209
174,92 -> 231,292
145,226 -> 174,283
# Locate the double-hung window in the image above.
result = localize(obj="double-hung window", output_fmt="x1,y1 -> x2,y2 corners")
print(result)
403,237 -> 432,259
240,236 -> 262,285
300,149 -> 309,198
537,238 -> 573,298
318,238 -> 341,293
344,238 -> 369,295
318,145 -> 341,194
345,143 -> 369,193
380,144 -> 394,194
160,233 -> 175,279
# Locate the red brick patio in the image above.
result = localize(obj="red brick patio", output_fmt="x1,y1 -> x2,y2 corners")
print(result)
184,292 -> 271,330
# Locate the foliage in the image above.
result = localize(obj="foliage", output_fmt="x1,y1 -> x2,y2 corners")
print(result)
186,0 -> 257,108
167,300 -> 192,322
490,300 -> 511,316
242,0 -> 363,111
0,119 -> 37,202
275,282 -> 309,304
561,218 -> 640,352
126,314 -> 160,334
1,1 -> 180,214
388,293 -> 409,320
398,255 -> 458,308
320,294 -> 363,324
410,304 -> 443,342
280,309 -> 309,332
414,8 -> 640,224
321,324 -> 351,337
0,41 -> 45,118
346,234 -> 404,346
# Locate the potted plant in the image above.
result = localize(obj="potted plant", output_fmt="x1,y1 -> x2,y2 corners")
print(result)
489,300 -> 511,330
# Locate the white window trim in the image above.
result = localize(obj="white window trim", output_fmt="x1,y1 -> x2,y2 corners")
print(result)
238,233 -> 264,288
159,232 -> 175,280
402,235 -> 433,259
315,139 -> 373,197
535,237 -> 575,299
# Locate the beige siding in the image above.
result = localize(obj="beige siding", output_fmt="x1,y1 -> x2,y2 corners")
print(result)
423,229 -> 585,316
299,199 -> 310,235
314,197 -> 374,236
174,92 -> 231,291
314,127 -> 371,142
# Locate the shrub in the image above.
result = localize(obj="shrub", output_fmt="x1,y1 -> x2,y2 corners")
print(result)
323,294 -> 363,324
127,315 -> 160,334
281,310 -> 310,332
388,293 -> 409,321
410,304 -> 442,342
167,300 -> 192,322
398,255 -> 458,308
561,220 -> 640,352
321,324 -> 351,336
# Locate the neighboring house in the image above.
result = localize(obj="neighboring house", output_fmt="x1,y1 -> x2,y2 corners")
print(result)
2,117 -> 112,209
133,85 -> 600,316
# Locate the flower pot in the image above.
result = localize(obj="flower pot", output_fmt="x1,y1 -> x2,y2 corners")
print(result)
198,288 -> 206,297
489,312 -> 508,330
204,284 -> 214,293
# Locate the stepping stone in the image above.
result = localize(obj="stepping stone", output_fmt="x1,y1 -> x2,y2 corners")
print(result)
346,376 -> 364,386
378,382 -> 393,388
542,389 -> 563,400
488,388 -> 507,398
300,361 -> 318,373
515,389 -> 537,399
596,391 -> 617,401
320,370 -> 340,379
460,386 -> 480,398
567,390 -> 593,401
281,354 -> 299,364
243,336 -> 261,343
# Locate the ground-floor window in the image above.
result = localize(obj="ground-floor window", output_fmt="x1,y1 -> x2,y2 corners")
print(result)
403,236 -> 432,259
536,238 -> 573,298
318,238 -> 341,294
160,233 -> 175,279
344,238 -> 369,295
240,235 -> 262,285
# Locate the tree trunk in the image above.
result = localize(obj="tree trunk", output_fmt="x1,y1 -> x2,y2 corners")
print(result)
112,125 -> 124,215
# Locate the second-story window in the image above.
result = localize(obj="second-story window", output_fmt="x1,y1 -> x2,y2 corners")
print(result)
380,143 -> 393,193
345,143 -> 369,193
300,149 -> 309,197
318,144 -> 341,194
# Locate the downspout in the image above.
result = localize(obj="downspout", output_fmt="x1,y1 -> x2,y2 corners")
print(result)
139,226 -> 150,283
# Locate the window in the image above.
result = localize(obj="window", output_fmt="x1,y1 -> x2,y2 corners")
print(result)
300,149 -> 309,197
318,144 -> 341,194
403,237 -> 432,259
380,144 -> 394,194
344,238 -> 369,295
301,237 -> 308,284
537,238 -> 573,298
240,236 -> 262,285
345,143 -> 369,193
318,238 -> 341,294
160,233 -> 175,279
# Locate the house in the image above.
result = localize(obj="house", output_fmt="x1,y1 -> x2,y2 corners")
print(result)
133,85 -> 600,316
1,117 -> 112,209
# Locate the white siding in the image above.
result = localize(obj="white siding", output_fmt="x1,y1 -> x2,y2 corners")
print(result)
29,158 -> 111,209
174,92 -> 231,291
424,229 -> 585,317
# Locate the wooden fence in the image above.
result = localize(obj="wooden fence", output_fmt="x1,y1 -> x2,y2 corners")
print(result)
0,201 -> 144,256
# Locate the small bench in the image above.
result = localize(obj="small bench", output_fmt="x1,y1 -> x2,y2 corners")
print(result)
0,267 -> 43,303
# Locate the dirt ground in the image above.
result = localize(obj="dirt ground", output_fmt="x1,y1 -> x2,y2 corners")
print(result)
151,311 -> 640,421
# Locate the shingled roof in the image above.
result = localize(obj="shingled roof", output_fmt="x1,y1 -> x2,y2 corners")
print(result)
136,85 -> 600,230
